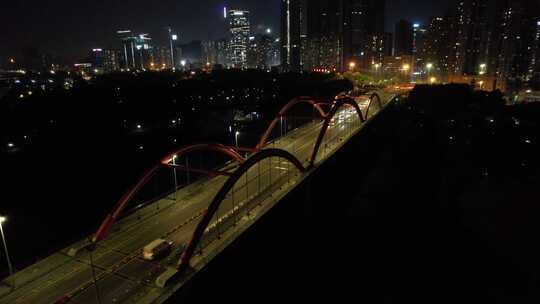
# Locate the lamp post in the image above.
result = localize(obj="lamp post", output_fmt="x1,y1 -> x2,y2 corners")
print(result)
235,131 -> 240,147
426,63 -> 433,83
478,80 -> 485,90
402,64 -> 410,82
373,63 -> 381,80
168,27 -> 178,69
349,61 -> 356,72
0,216 -> 14,282
172,155 -> 178,203
479,63 -> 487,75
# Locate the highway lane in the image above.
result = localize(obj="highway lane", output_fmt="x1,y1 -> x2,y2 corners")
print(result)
0,95 -> 376,304
69,105 -> 361,303
69,118 -> 341,303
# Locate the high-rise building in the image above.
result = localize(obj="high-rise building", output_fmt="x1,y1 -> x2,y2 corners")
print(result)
216,38 -> 229,66
227,9 -> 251,68
450,0 -> 490,76
247,34 -> 276,69
179,40 -> 203,68
488,0 -> 540,84
529,21 -> 540,83
295,0 -> 386,72
382,32 -> 393,57
117,30 -> 136,70
342,0 -> 386,70
280,0 -> 307,72
202,41 -> 218,66
104,49 -> 121,72
394,20 -> 413,56
303,0 -> 344,71
134,34 -> 153,70
90,49 -> 105,70
413,23 -> 428,70
152,46 -> 172,70
423,16 -> 454,76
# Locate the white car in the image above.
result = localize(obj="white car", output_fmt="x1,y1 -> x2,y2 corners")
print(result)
143,239 -> 173,261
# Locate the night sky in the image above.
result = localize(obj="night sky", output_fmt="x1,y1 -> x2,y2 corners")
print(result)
0,0 -> 454,62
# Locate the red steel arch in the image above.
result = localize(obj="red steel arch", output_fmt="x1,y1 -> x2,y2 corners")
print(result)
365,92 -> 382,119
177,148 -> 306,273
256,97 -> 329,150
93,143 -> 246,243
309,97 -> 365,167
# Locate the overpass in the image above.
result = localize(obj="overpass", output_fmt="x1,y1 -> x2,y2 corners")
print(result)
0,89 -> 405,304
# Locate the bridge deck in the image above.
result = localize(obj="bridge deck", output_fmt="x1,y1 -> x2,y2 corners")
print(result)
0,91 -> 397,304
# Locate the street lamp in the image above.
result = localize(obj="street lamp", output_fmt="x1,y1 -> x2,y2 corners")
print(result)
235,131 -> 240,147
0,216 -> 14,282
478,80 -> 485,89
402,64 -> 411,82
349,61 -> 356,71
426,63 -> 433,81
479,63 -> 487,75
172,155 -> 178,203
373,63 -> 381,80
430,77 -> 437,84
168,27 -> 177,69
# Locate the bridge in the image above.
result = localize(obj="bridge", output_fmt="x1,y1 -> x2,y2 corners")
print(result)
0,89 -> 404,304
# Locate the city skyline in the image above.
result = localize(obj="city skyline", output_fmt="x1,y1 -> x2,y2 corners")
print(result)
0,0 -> 453,62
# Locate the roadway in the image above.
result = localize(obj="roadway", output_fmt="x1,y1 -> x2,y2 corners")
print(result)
0,93 -> 389,304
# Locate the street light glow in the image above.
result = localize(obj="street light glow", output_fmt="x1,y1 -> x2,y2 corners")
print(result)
402,64 -> 410,71
430,77 -> 437,84
0,217 -> 5,223
349,61 -> 356,70
426,63 -> 433,69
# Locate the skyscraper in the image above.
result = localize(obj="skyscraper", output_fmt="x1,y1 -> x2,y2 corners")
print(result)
450,0 -> 490,76
117,30 -> 136,70
288,0 -> 386,72
303,0 -> 344,71
342,0 -> 386,70
423,16 -> 454,75
227,9 -> 251,68
394,20 -> 413,56
280,0 -> 306,72
489,0 -> 540,83
413,23 -> 428,73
